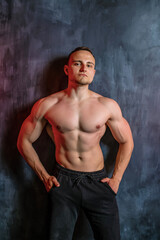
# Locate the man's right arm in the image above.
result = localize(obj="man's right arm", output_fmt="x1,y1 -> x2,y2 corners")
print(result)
17,100 -> 60,191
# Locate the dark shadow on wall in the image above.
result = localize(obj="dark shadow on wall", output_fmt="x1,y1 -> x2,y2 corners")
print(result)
1,57 -> 68,240
1,103 -> 55,239
102,127 -> 119,176
1,56 -> 118,240
40,57 -> 68,97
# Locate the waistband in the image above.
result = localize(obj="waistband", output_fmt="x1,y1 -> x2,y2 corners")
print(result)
54,161 -> 106,180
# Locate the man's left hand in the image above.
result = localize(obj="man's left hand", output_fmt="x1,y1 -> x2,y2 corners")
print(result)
101,177 -> 120,194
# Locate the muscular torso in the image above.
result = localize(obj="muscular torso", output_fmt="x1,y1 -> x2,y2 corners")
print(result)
42,90 -> 111,171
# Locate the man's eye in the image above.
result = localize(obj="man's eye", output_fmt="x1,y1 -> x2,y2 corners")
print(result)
87,64 -> 92,68
74,63 -> 80,66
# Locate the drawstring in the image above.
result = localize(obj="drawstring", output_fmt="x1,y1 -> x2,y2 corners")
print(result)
73,174 -> 96,186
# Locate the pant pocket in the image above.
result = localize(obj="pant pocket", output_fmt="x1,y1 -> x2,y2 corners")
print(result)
102,182 -> 117,196
49,173 -> 62,192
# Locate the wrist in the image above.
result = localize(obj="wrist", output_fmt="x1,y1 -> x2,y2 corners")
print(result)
41,173 -> 50,183
112,175 -> 121,183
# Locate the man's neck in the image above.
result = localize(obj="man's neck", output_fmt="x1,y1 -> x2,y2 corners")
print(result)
66,83 -> 90,101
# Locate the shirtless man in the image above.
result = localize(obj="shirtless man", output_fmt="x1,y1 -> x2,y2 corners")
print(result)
17,47 -> 134,240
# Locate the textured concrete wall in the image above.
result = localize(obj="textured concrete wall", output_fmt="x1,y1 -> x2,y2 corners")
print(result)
0,0 -> 160,239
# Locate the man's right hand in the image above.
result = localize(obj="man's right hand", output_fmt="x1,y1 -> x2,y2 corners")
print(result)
44,176 -> 60,192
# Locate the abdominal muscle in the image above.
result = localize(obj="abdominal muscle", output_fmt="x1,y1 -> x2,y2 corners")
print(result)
54,128 -> 106,172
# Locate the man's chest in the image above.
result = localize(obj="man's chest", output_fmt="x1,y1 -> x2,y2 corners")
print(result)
45,99 -> 109,133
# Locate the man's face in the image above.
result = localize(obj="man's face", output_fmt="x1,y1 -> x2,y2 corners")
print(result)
64,50 -> 96,85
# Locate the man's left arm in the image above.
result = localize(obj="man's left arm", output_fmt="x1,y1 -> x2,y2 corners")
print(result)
101,99 -> 134,194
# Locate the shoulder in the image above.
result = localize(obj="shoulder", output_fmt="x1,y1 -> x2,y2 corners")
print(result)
31,90 -> 66,120
89,90 -> 122,116
89,90 -> 117,105
98,96 -> 123,120
98,96 -> 120,108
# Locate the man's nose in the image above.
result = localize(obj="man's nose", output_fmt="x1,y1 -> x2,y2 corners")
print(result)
80,64 -> 87,72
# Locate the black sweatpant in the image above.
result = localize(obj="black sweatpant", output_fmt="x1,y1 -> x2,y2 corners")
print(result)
49,162 -> 120,240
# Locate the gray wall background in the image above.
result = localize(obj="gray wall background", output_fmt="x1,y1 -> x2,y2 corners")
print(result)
0,0 -> 160,239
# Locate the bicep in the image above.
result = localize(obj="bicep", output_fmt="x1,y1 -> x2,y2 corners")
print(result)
18,99 -> 47,143
106,100 -> 133,144
107,117 -> 133,144
18,114 -> 46,144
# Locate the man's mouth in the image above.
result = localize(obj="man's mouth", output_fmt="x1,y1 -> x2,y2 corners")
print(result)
79,74 -> 87,77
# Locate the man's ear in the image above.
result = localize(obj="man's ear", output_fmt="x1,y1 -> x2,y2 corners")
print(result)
64,65 -> 69,75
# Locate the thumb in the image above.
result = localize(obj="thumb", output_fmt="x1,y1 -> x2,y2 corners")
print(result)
48,177 -> 54,188
101,177 -> 110,183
